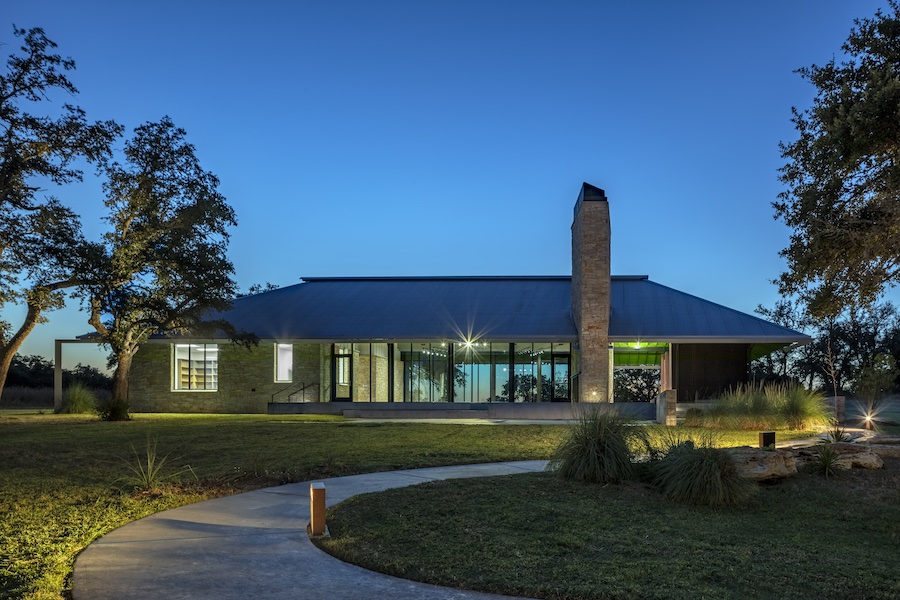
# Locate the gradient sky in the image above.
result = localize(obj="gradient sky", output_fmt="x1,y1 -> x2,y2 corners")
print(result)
4,0 -> 893,370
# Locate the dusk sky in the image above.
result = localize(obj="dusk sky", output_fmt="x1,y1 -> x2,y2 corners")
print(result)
4,0 -> 893,370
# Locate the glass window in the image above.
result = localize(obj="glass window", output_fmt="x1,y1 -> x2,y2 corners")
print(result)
337,356 -> 350,385
275,344 -> 293,382
173,344 -> 218,391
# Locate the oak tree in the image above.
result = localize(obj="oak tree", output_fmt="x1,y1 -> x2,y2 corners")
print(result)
79,117 -> 242,419
0,26 -> 120,397
775,1 -> 900,317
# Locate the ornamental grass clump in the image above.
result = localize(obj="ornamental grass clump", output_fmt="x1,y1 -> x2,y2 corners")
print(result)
704,383 -> 774,430
704,383 -> 828,431
779,385 -> 830,430
548,409 -> 647,484
56,382 -> 97,414
653,440 -> 758,507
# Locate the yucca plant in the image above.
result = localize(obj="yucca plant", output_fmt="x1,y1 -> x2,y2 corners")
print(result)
547,409 -> 647,484
653,440 -> 757,507
121,436 -> 196,492
808,444 -> 843,479
824,422 -> 850,443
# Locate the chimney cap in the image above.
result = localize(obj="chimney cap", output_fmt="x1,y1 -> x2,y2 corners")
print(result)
574,182 -> 607,218
578,182 -> 607,202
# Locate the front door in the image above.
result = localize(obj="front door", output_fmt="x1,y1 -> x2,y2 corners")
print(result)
332,344 -> 352,401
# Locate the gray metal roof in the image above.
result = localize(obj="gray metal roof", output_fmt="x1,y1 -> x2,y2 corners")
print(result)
608,276 -> 810,344
217,277 -> 576,342
206,275 -> 809,346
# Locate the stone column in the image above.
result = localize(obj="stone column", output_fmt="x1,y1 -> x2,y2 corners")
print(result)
571,182 -> 611,402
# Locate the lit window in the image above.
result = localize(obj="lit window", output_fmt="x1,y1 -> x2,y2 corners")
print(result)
337,355 -> 350,385
173,344 -> 218,391
275,344 -> 293,382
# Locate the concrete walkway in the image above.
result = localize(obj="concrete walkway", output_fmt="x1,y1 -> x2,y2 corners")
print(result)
72,461 -> 547,600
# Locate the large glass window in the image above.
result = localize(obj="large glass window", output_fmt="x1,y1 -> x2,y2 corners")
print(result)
275,344 -> 293,382
402,343 -> 449,402
173,344 -> 218,391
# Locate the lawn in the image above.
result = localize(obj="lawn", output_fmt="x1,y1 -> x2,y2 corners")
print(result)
0,412 -> 568,600
0,412 -> 821,600
318,460 -> 900,600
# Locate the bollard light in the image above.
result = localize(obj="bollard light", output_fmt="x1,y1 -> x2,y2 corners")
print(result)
759,431 -> 776,449
309,482 -> 327,537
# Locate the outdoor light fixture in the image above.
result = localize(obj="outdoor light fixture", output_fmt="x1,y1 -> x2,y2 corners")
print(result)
634,341 -> 642,349
865,413 -> 873,431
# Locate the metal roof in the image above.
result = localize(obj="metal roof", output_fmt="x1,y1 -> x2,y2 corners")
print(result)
216,276 -> 576,342
608,276 -> 809,344
203,275 -> 809,345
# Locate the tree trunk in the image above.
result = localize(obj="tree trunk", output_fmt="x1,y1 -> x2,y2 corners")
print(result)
106,351 -> 133,420
0,300 -> 45,400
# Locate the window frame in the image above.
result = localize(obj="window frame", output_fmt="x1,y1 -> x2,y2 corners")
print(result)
172,343 -> 219,392
275,343 -> 293,383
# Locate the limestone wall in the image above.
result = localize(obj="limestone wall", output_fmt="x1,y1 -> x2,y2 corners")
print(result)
129,341 -> 321,414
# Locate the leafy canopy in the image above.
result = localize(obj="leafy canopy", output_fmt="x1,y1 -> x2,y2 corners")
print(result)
79,117 -> 245,413
775,1 -> 900,317
0,26 -> 120,395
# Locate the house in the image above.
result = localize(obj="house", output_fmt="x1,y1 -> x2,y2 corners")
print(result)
116,183 -> 808,416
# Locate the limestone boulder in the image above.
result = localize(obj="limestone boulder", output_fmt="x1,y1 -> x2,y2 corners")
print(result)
830,443 -> 885,468
865,444 -> 900,459
727,447 -> 797,480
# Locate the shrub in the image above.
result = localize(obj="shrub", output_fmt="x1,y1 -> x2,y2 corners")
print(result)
95,396 -> 130,421
56,382 -> 97,414
547,409 -> 647,484
645,427 -> 721,460
653,440 -> 757,507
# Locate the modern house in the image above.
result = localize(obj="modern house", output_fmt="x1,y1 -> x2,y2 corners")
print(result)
112,183 -> 808,416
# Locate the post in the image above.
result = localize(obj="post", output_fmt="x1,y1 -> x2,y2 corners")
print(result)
759,431 -> 776,449
54,340 -> 64,412
656,389 -> 677,426
309,482 -> 327,537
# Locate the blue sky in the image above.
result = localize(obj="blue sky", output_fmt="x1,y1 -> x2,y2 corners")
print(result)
4,0 -> 893,369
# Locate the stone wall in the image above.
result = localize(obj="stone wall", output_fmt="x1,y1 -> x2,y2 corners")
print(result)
129,341 -> 322,414
571,183 -> 611,402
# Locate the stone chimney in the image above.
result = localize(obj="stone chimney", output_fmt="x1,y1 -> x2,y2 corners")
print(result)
571,182 -> 611,402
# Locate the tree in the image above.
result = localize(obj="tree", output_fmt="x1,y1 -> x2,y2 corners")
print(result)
0,26 -> 120,398
78,117 -> 243,419
854,353 -> 898,417
775,2 -> 900,318
613,368 -> 660,402
752,299 -> 813,382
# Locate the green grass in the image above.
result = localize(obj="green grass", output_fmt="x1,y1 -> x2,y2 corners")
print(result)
318,462 -> 900,600
0,412 -> 566,600
0,412 -> 820,600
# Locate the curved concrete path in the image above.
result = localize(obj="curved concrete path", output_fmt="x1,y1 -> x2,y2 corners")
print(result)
73,461 -> 547,600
